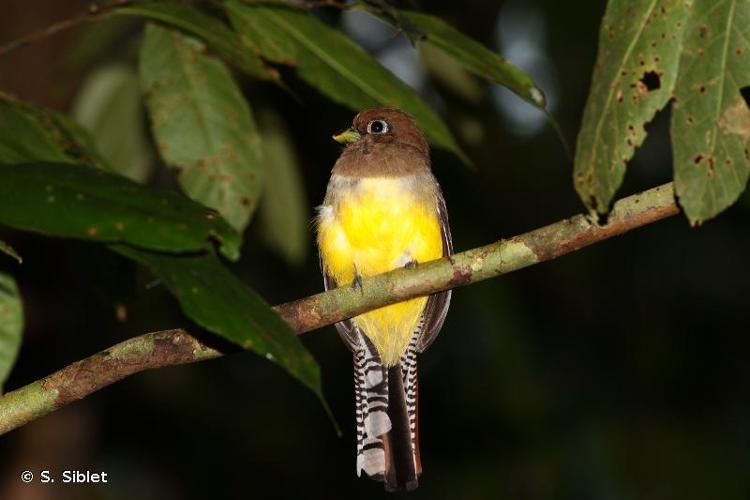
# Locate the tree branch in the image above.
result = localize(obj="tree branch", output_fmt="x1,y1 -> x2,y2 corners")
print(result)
0,183 -> 679,435
274,183 -> 678,332
0,329 -> 220,435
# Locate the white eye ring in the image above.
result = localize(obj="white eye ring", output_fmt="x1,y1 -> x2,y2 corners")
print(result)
366,119 -> 389,134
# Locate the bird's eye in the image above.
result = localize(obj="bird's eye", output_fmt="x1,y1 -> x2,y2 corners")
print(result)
367,119 -> 389,134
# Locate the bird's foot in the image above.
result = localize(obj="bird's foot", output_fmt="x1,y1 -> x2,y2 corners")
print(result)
403,259 -> 418,269
351,272 -> 364,294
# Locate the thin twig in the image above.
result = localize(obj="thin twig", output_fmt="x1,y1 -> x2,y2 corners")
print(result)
0,0 -> 134,58
0,0 -> 354,58
0,183 -> 680,435
300,0 -> 353,8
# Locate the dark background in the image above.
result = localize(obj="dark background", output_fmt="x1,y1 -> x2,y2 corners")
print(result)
2,1 -> 750,499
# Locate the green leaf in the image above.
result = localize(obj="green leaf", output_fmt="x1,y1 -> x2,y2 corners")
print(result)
671,0 -> 750,225
72,64 -> 153,182
0,96 -> 78,164
62,15 -> 139,75
52,113 -> 112,171
419,43 -> 484,103
257,110 -> 309,266
380,9 -> 546,109
573,0 -> 691,213
0,272 -> 23,393
112,246 -> 324,400
0,241 -> 21,264
0,163 -> 241,260
226,2 -> 467,162
140,24 -> 264,232
117,2 -> 277,81
0,93 -> 109,169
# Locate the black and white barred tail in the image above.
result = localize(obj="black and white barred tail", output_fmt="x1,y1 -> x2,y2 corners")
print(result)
354,330 -> 421,491
321,189 -> 452,491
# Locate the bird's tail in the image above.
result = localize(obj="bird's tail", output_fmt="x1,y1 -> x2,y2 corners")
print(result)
354,332 -> 420,492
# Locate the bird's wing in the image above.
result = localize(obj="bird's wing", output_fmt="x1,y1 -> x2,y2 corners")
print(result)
320,252 -> 361,352
415,190 -> 453,353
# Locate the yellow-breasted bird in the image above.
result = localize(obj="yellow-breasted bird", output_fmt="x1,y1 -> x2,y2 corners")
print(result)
316,108 -> 452,492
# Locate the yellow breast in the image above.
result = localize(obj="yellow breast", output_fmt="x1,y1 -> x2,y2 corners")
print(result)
317,176 -> 443,365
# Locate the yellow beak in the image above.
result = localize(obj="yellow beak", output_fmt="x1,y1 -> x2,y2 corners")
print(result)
332,127 -> 362,144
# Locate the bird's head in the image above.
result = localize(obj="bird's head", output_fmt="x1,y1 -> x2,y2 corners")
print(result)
333,108 -> 429,157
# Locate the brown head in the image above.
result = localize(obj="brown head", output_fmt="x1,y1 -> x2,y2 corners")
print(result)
332,108 -> 431,176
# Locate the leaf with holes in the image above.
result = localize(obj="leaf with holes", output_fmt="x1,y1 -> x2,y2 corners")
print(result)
140,24 -> 264,232
118,2 -> 277,81
113,246 -> 326,405
574,0 -> 691,213
226,2 -> 468,163
0,272 -> 23,393
671,0 -> 750,224
73,64 -> 153,182
0,162 -> 241,260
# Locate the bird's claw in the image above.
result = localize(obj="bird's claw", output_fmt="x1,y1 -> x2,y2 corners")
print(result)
351,272 -> 364,294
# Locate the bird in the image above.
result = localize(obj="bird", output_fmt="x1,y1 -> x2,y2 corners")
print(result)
316,108 -> 452,492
